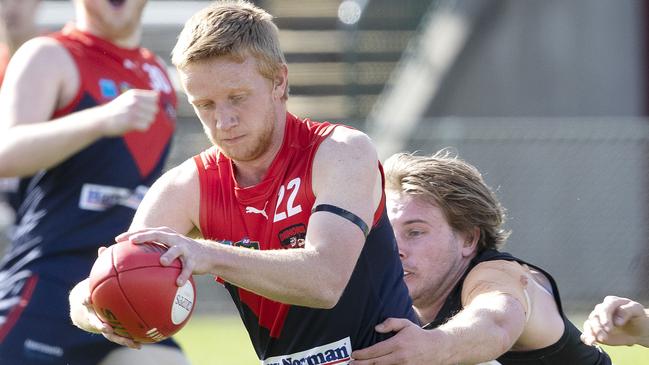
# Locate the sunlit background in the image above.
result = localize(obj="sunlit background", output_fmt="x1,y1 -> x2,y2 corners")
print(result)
1,0 -> 648,363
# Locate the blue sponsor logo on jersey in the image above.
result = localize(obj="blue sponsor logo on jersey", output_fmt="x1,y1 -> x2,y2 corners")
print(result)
263,337 -> 352,365
99,78 -> 118,99
79,184 -> 148,211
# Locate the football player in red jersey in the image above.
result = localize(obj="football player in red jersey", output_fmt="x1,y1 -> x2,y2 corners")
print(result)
70,1 -> 417,363
0,1 -> 188,364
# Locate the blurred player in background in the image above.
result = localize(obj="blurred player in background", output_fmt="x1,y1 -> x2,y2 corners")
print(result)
70,0 -> 417,363
350,150 -> 611,365
582,296 -> 649,348
0,0 -> 41,249
0,0 -> 41,84
0,0 -> 189,364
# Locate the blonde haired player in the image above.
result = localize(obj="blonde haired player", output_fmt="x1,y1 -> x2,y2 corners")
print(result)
70,1 -> 416,363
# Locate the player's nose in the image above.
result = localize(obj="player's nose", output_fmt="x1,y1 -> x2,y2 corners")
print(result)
214,107 -> 238,130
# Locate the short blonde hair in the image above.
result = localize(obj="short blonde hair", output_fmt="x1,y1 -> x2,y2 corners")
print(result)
172,0 -> 288,95
384,149 -> 510,250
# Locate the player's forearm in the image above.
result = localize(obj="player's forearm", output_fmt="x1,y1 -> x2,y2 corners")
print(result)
438,305 -> 523,364
0,108 -> 106,177
201,239 -> 352,308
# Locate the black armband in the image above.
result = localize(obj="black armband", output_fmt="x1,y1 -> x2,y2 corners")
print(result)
312,204 -> 370,238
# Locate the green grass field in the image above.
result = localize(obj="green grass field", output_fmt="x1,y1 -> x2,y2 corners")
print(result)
174,315 -> 649,365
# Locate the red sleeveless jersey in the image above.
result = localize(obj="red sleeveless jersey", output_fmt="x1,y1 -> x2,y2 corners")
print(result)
194,113 -> 417,362
52,24 -> 176,177
4,25 -> 177,258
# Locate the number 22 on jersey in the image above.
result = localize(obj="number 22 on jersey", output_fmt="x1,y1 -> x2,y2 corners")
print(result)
273,177 -> 303,223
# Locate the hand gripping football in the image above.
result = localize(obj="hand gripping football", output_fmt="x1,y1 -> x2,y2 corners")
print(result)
88,241 -> 196,343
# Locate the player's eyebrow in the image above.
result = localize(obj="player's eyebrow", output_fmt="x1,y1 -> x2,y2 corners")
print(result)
402,219 -> 430,226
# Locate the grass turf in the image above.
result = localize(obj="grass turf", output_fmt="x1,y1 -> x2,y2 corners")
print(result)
174,315 -> 649,365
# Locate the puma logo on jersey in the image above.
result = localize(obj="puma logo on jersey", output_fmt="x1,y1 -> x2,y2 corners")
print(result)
245,201 -> 268,220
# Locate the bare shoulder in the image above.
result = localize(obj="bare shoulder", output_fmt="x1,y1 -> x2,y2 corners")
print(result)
320,126 -> 376,157
314,126 -> 378,179
462,260 -> 530,305
0,36 -> 78,124
312,126 -> 381,219
154,158 -> 200,192
8,36 -> 75,77
467,260 -> 529,281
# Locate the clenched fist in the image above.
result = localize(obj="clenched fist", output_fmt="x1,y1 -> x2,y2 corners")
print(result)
98,89 -> 160,137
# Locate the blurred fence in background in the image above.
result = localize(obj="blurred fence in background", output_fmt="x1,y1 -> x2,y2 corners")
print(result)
406,117 -> 649,310
1,0 -> 647,316
169,116 -> 649,315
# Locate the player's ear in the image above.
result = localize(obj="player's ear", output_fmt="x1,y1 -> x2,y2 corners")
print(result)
461,226 -> 480,257
272,64 -> 288,100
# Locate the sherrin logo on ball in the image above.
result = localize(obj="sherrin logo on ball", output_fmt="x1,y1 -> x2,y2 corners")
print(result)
172,281 -> 194,325
88,241 -> 196,343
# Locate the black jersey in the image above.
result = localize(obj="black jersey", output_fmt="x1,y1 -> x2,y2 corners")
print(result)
424,249 -> 611,365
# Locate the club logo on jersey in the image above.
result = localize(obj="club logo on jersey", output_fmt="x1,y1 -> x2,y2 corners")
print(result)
263,337 -> 352,365
221,237 -> 260,250
278,224 -> 306,248
99,78 -> 118,99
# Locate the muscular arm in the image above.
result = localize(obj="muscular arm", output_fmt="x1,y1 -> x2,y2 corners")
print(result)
0,37 -> 159,177
352,260 -> 530,364
432,260 -> 531,363
121,127 -> 382,308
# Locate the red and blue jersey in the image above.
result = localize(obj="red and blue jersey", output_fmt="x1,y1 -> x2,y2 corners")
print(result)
194,113 -> 417,363
0,25 -> 178,363
2,24 -> 176,275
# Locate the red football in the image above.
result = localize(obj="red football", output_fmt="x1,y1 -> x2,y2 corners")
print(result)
88,241 -> 196,343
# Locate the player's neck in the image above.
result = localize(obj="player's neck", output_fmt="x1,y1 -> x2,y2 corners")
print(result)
75,22 -> 142,49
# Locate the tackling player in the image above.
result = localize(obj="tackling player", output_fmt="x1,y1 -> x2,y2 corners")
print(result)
350,150 -> 612,365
